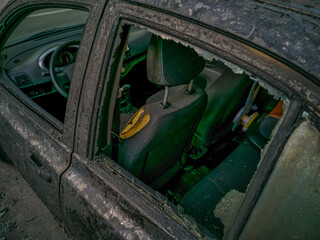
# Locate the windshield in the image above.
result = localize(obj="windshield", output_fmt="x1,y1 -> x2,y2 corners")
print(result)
5,8 -> 89,46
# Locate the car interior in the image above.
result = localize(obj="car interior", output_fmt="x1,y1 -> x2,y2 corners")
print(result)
1,8 -> 284,238
1,8 -> 89,122
112,27 -> 283,238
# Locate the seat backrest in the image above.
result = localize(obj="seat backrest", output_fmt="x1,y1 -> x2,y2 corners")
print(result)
119,85 -> 207,189
146,63 -> 252,150
195,64 -> 252,146
118,35 -> 207,189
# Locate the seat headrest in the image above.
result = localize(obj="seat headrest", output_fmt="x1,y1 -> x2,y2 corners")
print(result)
147,35 -> 205,86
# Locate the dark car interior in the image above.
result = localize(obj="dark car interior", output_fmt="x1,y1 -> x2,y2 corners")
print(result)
1,8 -> 284,238
115,28 -> 282,238
2,23 -> 85,122
112,27 -> 283,238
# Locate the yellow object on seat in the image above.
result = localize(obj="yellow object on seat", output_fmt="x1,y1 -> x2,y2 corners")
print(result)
120,108 -> 150,140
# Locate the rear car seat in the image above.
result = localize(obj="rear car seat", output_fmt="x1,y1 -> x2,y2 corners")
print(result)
179,101 -> 283,236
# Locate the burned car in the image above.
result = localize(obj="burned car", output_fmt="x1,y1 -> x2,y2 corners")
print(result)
0,0 -> 319,239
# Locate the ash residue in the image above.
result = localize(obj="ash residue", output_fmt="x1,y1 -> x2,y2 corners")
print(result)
214,189 -> 245,235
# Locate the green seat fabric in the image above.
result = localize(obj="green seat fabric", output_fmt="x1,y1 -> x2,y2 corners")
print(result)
247,115 -> 280,150
196,68 -> 251,146
246,120 -> 267,150
259,116 -> 279,140
179,142 -> 260,236
179,111 -> 280,236
147,64 -> 252,147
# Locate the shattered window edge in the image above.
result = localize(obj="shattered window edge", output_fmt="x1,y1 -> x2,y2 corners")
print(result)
127,21 -> 287,101
114,21 -> 292,237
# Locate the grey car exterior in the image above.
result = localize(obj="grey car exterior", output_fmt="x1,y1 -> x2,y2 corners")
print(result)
0,0 -> 319,239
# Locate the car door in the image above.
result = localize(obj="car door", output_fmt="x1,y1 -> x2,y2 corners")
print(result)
237,119 -> 320,240
60,0 -> 320,239
0,0 -> 101,222
59,1 -> 200,239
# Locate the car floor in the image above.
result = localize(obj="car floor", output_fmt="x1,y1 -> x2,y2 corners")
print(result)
0,159 -> 70,240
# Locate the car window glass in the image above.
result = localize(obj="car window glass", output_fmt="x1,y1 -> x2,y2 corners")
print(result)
1,8 -> 89,123
97,24 -> 288,239
239,120 -> 320,240
5,8 -> 89,47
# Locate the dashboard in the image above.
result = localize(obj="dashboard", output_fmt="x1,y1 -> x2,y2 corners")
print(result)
39,45 -> 78,71
1,25 -> 151,99
1,26 -> 84,98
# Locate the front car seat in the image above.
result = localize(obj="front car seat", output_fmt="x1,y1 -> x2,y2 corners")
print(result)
118,35 -> 207,189
147,61 -> 252,157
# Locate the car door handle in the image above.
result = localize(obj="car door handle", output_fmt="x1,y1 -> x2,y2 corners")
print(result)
29,154 -> 52,183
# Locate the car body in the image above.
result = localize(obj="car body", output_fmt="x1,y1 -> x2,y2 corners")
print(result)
0,0 -> 319,239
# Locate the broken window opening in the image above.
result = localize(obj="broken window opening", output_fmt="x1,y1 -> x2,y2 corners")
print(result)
97,23 -> 288,239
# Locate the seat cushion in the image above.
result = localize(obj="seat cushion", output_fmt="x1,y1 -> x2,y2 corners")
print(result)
179,142 -> 260,236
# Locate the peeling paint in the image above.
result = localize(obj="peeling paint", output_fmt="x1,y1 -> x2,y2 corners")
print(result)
132,0 -> 320,88
239,120 -> 320,239
194,2 -> 210,11
1,1 -> 319,240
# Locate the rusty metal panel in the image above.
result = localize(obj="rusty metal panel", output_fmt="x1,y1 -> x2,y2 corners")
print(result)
239,120 -> 320,240
127,0 -> 320,83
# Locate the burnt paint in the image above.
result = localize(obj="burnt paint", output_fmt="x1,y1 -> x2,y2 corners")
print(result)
67,0 -> 320,239
0,71 -> 68,221
117,2 -> 320,112
127,0 -> 320,82
61,156 -> 189,239
61,1 -> 200,238
1,0 -> 319,239
0,0 -> 106,232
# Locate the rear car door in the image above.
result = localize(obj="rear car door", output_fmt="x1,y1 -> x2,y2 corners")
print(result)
237,119 -> 320,240
0,0 -> 100,221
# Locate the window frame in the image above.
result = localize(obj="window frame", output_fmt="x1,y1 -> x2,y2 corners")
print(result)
237,118 -> 320,239
0,0 -> 103,223
91,20 -> 299,239
0,1 -> 95,144
74,1 -> 312,238
224,99 -> 302,239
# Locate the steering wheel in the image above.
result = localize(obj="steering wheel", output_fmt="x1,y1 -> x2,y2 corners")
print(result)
49,40 -> 79,98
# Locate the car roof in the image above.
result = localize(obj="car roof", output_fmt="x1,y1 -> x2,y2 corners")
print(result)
0,0 -> 10,11
1,0 -> 319,84
129,0 -> 320,84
